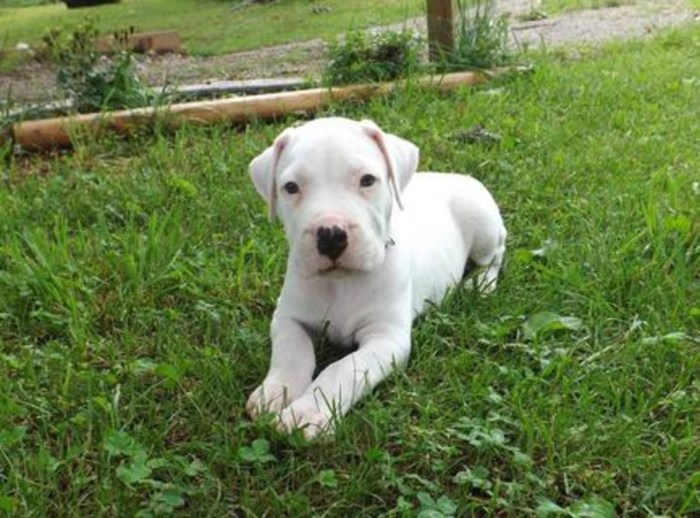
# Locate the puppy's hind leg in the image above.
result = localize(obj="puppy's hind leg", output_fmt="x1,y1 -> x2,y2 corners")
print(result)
470,223 -> 506,294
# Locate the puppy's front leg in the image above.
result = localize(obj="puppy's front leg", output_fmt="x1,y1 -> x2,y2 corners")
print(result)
277,325 -> 410,439
246,316 -> 315,419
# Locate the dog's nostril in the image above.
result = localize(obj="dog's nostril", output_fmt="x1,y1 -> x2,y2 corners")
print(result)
316,225 -> 348,260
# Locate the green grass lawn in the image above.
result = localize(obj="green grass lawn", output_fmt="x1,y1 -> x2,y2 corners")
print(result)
0,0 -> 422,56
540,0 -> 634,12
1,24 -> 700,516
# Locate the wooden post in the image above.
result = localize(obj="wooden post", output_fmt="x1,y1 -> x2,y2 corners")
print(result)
427,0 -> 457,60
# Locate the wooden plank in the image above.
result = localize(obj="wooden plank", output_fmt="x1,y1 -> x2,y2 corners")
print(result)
12,71 -> 498,150
96,30 -> 182,54
426,0 -> 457,60
175,77 -> 309,99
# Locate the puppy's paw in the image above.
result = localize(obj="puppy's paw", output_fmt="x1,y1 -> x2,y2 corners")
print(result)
246,380 -> 303,420
276,399 -> 335,440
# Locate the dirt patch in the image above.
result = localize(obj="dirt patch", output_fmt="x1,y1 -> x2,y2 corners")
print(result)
138,39 -> 327,86
1,0 -> 698,105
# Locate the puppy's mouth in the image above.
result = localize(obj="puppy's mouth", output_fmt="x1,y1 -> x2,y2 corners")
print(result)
318,262 -> 351,276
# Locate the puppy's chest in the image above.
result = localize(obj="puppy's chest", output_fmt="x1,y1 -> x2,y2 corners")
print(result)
301,300 -> 365,348
293,283 -> 371,348
302,318 -> 357,349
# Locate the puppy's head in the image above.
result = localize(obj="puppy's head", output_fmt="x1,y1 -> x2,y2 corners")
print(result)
249,117 -> 419,277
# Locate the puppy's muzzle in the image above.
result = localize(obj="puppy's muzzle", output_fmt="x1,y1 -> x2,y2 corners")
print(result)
316,225 -> 348,260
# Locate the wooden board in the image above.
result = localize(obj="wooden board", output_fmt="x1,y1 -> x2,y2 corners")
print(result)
96,30 -> 182,54
175,77 -> 308,99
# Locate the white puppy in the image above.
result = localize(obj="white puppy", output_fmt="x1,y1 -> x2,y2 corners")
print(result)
246,117 -> 506,439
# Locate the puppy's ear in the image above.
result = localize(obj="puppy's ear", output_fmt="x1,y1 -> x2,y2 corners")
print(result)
360,119 -> 419,210
249,129 -> 293,221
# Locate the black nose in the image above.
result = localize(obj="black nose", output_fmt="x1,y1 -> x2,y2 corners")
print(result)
316,225 -> 348,260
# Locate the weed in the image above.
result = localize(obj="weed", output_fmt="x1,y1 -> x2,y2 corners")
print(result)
439,0 -> 512,71
324,29 -> 422,85
103,429 -> 211,515
41,19 -> 170,112
315,469 -> 339,488
416,491 -> 458,516
237,438 -> 276,464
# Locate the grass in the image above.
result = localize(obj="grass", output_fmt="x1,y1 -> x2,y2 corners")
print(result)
540,0 -> 632,12
0,0 -> 422,57
538,0 -> 699,14
1,24 -> 700,515
0,0 -> 53,6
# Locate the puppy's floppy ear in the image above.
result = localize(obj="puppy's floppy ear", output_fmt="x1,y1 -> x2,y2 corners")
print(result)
249,129 -> 293,221
360,119 -> 419,210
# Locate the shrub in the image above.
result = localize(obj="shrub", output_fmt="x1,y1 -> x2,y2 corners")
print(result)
324,29 -> 422,85
42,20 -> 169,112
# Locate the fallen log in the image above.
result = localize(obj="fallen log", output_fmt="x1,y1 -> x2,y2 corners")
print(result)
12,70 -> 503,151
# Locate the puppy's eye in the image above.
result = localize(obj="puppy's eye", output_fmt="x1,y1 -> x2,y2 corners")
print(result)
360,174 -> 377,188
283,182 -> 300,194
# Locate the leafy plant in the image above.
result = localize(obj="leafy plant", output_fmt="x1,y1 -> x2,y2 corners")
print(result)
521,311 -> 584,340
237,438 -> 277,464
439,0 -> 512,70
324,29 -> 421,85
316,469 -> 339,488
41,19 -> 170,112
416,491 -> 458,517
103,429 -> 209,515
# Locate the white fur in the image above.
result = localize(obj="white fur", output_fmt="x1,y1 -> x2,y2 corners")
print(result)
247,117 -> 506,439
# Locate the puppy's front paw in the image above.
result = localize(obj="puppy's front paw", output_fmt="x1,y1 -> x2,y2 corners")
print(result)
277,399 -> 335,440
246,379 -> 303,420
